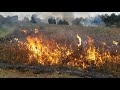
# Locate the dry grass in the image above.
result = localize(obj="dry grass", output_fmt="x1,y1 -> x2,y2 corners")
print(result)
0,69 -> 80,78
0,42 -> 30,64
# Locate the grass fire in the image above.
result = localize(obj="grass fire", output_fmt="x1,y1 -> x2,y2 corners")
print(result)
1,26 -> 120,78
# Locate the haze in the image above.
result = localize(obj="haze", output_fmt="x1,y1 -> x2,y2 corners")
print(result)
0,12 -> 120,20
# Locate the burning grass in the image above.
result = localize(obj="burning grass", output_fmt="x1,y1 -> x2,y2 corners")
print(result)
0,26 -> 120,77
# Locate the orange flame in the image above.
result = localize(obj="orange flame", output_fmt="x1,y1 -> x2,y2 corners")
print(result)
25,35 -> 73,65
85,37 -> 96,61
76,34 -> 82,47
15,32 -> 120,69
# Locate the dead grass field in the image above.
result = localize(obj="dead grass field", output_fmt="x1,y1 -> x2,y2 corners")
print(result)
0,69 -> 80,78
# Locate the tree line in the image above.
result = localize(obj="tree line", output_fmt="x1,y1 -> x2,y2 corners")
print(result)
48,13 -> 120,27
48,17 -> 69,25
0,13 -> 120,27
100,13 -> 120,27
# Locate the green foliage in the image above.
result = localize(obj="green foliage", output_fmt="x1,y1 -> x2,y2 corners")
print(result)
72,18 -> 83,26
48,18 -> 56,24
101,13 -> 120,27
57,19 -> 69,25
0,25 -> 17,38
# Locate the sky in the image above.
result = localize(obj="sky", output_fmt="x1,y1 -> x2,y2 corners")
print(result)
0,12 -> 120,20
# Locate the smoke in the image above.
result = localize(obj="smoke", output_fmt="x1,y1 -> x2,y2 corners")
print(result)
0,12 -> 75,24
42,12 -> 74,25
0,12 -> 112,26
0,12 -> 120,19
43,12 -> 74,18
53,12 -> 74,25
80,15 -> 105,27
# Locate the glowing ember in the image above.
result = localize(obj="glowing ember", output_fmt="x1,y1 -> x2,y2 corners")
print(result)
102,42 -> 107,46
34,29 -> 39,34
21,30 -> 27,34
14,38 -> 19,41
113,41 -> 119,46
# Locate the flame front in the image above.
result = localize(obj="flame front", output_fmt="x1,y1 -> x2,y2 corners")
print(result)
25,34 -> 107,68
14,30 -> 120,69
25,35 -> 73,65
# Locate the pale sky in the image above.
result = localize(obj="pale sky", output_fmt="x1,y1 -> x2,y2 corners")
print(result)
0,12 -> 120,20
